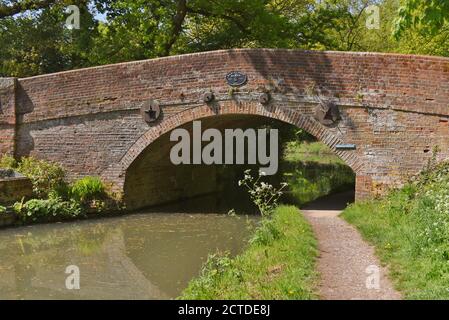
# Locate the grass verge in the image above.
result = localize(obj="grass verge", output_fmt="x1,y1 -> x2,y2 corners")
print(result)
179,205 -> 319,299
342,162 -> 449,299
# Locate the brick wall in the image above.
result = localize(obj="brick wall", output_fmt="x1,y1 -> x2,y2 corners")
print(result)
0,78 -> 17,156
0,49 -> 448,208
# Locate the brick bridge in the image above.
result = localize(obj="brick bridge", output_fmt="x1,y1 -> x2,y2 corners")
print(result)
1,49 -> 449,209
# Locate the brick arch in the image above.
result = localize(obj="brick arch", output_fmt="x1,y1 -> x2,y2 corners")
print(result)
101,100 -> 364,191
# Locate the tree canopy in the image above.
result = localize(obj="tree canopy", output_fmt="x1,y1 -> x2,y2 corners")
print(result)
394,0 -> 449,37
0,0 -> 447,77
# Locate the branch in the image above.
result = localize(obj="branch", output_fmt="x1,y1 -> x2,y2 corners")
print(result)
186,6 -> 248,33
0,0 -> 61,19
345,3 -> 369,50
162,0 -> 187,56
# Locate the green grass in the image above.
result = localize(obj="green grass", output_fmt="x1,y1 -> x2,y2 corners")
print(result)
342,162 -> 449,299
179,205 -> 319,300
284,141 -> 345,165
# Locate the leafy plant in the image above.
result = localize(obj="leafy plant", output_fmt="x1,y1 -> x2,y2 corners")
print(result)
12,197 -> 25,214
238,170 -> 287,245
394,0 -> 449,38
16,157 -> 66,198
14,196 -> 84,223
0,205 -> 6,214
189,251 -> 239,292
0,155 -> 17,169
70,176 -> 106,204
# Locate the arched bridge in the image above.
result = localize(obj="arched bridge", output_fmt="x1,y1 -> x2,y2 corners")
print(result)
1,49 -> 449,209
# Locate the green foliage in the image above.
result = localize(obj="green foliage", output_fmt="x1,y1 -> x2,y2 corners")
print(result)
342,161 -> 449,299
7,0 -> 449,77
1,155 -> 67,198
394,0 -> 449,38
9,175 -> 115,224
185,251 -> 239,294
180,205 -> 318,299
0,1 -> 98,77
0,155 -> 17,169
70,176 -> 106,204
16,157 -> 66,198
1,157 -> 116,223
390,0 -> 449,56
0,205 -> 6,214
14,195 -> 84,223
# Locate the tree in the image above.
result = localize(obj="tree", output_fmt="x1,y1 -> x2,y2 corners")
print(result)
394,0 -> 449,38
89,0 -> 304,62
392,0 -> 449,57
0,0 -> 59,19
90,0 -> 367,60
2,0 -> 448,78
0,1 -> 97,76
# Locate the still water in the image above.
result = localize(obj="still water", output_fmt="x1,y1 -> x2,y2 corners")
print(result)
0,197 -> 258,300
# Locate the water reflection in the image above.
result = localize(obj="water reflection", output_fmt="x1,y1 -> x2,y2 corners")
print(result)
0,207 -> 257,300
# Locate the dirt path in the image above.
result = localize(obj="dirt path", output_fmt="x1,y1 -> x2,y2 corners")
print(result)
301,192 -> 401,300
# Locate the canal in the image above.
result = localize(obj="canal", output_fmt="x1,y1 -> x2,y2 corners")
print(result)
0,195 -> 259,299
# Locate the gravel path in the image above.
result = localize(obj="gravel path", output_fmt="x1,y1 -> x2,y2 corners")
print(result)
301,192 -> 401,300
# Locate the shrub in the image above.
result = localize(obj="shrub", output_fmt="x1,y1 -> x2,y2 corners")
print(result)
0,155 -> 17,169
17,157 -> 66,198
1,155 -> 67,198
50,183 -> 71,201
70,176 -> 106,204
14,196 -> 84,223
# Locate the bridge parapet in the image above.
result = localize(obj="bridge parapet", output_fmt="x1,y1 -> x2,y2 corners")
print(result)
15,50 -> 449,123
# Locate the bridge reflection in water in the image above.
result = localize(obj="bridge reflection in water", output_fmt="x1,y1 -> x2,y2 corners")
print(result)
0,197 -> 258,300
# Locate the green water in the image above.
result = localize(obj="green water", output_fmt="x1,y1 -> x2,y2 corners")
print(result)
0,206 -> 257,300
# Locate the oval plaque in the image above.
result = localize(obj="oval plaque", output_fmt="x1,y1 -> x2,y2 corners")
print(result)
226,71 -> 248,87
